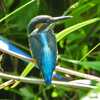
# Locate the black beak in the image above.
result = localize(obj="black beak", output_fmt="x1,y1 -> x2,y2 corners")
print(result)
52,16 -> 73,22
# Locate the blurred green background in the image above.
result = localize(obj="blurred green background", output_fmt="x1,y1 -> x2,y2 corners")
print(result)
0,0 -> 100,100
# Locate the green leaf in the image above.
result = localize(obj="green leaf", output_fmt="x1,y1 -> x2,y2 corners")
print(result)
80,61 -> 100,71
60,56 -> 100,71
9,0 -> 39,30
0,0 -> 36,23
11,62 -> 35,88
56,18 -> 100,42
4,0 -> 14,8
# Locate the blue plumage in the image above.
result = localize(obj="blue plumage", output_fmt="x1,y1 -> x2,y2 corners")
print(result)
28,29 -> 57,84
28,15 -> 72,84
0,36 -> 31,61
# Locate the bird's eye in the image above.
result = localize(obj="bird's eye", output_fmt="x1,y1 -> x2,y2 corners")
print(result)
46,19 -> 51,23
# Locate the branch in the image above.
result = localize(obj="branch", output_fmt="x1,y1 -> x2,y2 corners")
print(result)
0,43 -> 100,85
0,80 -> 15,89
56,66 -> 100,82
0,72 -> 95,89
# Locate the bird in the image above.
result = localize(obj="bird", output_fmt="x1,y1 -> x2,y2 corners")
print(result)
27,15 -> 72,84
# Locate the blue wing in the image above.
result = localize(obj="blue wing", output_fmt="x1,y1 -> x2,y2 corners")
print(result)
0,36 -> 32,62
28,29 -> 57,84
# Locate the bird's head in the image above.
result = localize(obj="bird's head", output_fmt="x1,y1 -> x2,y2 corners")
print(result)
28,15 -> 72,33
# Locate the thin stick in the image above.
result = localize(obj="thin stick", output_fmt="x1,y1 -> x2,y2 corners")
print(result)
0,46 -> 100,82
0,72 -> 95,89
0,80 -> 15,89
56,66 -> 100,82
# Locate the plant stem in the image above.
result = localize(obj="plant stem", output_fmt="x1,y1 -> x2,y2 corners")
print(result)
0,0 -> 35,22
80,42 -> 100,61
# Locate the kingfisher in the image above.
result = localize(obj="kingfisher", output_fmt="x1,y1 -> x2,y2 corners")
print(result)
27,15 -> 72,84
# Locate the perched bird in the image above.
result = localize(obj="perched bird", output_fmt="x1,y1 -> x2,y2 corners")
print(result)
27,15 -> 72,84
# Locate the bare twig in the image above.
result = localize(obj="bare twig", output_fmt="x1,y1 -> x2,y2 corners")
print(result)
0,43 -> 100,84
1,47 -> 100,83
0,80 -> 15,89
0,72 -> 95,89
56,66 -> 100,82
0,45 -> 100,82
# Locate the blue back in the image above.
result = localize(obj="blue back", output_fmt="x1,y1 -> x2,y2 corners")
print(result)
28,29 -> 57,84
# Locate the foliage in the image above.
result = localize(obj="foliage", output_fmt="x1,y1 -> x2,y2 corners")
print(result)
0,0 -> 100,99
